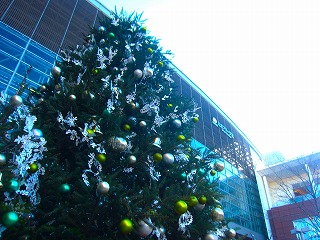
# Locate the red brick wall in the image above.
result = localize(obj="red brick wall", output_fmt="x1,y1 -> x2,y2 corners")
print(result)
268,198 -> 320,240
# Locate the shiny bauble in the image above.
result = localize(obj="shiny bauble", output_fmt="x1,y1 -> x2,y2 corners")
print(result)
51,66 -> 61,78
2,212 -> 19,228
38,98 -> 44,104
180,172 -> 187,180
188,196 -> 199,207
214,162 -> 225,172
128,116 -> 137,126
119,218 -> 133,234
174,200 -> 188,215
127,155 -> 137,164
192,117 -> 199,123
109,136 -> 128,152
32,129 -> 43,139
162,153 -> 174,165
134,69 -> 143,78
147,48 -> 153,53
40,85 -> 47,92
159,227 -> 166,236
211,207 -> 224,221
167,103 -> 173,108
108,32 -> 115,38
171,119 -> 181,128
10,95 -> 23,107
194,203 -> 205,211
225,228 -> 236,238
96,153 -> 107,163
198,195 -> 207,204
99,38 -> 106,46
60,183 -> 71,194
98,26 -> 106,32
7,179 -> 19,192
158,61 -> 164,67
69,94 -> 76,101
123,124 -> 131,132
137,220 -> 153,237
139,121 -> 147,128
97,181 -> 110,195
198,168 -> 206,176
177,134 -> 185,141
204,233 -> 219,240
28,163 -> 38,173
153,153 -> 162,162
210,169 -> 216,176
0,154 -> 6,165
145,68 -> 153,77
92,68 -> 99,75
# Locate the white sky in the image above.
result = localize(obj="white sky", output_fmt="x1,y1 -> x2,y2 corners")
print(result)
101,0 -> 320,159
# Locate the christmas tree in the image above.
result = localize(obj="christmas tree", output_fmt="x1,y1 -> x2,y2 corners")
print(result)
0,9 -> 238,239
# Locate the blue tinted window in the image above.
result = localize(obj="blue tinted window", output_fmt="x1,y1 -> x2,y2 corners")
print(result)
0,51 -> 19,71
28,41 -> 56,63
0,23 -> 28,48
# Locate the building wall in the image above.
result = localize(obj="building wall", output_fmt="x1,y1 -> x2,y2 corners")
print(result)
0,0 -> 267,238
268,198 -> 320,240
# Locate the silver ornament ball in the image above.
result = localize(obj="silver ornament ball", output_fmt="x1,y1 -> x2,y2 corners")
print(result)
214,161 -> 225,172
69,94 -> 77,101
211,207 -> 224,222
98,26 -> 106,32
172,119 -> 182,128
134,69 -> 143,78
137,220 -> 153,237
139,121 -> 147,128
145,68 -> 153,77
128,155 -> 137,164
99,38 -> 106,45
0,154 -> 6,165
10,95 -> 23,107
109,136 -> 128,152
162,153 -> 174,165
205,233 -> 219,240
51,66 -> 61,78
194,203 -> 205,211
97,181 -> 110,195
225,228 -> 236,238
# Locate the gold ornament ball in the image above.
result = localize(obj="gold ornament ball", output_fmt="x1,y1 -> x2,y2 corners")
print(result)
97,181 -> 110,195
225,228 -> 236,238
177,134 -> 185,141
28,163 -> 38,173
153,153 -> 162,162
10,95 -> 23,107
147,48 -> 153,54
119,218 -> 134,234
137,220 -> 153,237
87,129 -> 95,137
92,68 -> 99,75
214,162 -> 225,172
141,26 -> 147,31
211,207 -> 224,222
198,195 -> 207,204
96,154 -> 107,163
158,61 -> 164,67
167,103 -> 173,108
174,200 -> 188,215
188,196 -> 199,207
123,124 -> 131,131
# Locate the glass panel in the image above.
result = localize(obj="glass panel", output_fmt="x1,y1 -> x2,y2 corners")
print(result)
0,36 -> 24,60
0,66 -> 13,91
0,51 -> 19,71
28,41 -> 56,63
0,23 -> 28,48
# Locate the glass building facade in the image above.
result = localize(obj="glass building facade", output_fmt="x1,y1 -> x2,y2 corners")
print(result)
0,0 -> 267,238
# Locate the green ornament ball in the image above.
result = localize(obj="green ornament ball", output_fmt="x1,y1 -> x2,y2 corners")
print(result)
103,109 -> 111,116
109,32 -> 115,38
60,183 -> 71,194
28,163 -> 38,173
0,154 -> 6,165
188,196 -> 199,207
2,211 -> 19,228
174,200 -> 188,215
153,153 -> 162,162
96,153 -> 107,163
180,172 -> 187,180
119,218 -> 133,234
